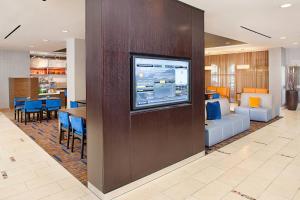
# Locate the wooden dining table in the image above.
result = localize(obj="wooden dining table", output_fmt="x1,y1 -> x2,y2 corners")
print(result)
61,107 -> 87,120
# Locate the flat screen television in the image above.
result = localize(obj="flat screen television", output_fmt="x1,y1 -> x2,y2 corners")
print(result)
131,54 -> 191,111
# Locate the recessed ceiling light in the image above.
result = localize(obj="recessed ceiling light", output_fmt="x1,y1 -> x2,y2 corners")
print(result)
43,39 -> 49,42
280,3 -> 292,8
280,36 -> 287,40
293,42 -> 299,45
62,30 -> 69,33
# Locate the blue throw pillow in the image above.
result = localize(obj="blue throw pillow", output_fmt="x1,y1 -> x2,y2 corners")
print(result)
212,93 -> 220,99
206,101 -> 222,120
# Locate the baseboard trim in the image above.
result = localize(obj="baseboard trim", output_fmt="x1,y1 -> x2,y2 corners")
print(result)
88,151 -> 205,200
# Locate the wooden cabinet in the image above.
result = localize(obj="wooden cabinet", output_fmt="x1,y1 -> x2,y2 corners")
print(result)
9,78 -> 39,109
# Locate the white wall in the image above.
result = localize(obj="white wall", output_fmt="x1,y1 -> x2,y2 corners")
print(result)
285,48 -> 300,66
269,47 -> 286,116
67,38 -> 86,107
0,50 -> 30,109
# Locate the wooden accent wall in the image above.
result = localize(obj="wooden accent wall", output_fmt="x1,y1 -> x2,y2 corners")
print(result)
9,78 -> 39,109
205,51 -> 269,96
86,0 -> 205,193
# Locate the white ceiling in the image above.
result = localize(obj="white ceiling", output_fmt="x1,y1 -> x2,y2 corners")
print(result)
0,0 -> 85,52
1,0 -> 300,54
179,0 -> 300,53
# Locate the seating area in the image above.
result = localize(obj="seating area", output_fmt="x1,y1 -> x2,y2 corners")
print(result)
205,98 -> 250,147
235,93 -> 277,122
14,97 -> 61,124
206,86 -> 230,99
243,87 -> 269,94
205,90 -> 280,147
12,96 -> 87,160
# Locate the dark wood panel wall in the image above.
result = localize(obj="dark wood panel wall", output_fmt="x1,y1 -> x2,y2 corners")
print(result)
86,0 -> 205,193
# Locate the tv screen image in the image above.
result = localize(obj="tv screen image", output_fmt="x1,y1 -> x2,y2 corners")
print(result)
132,55 -> 191,110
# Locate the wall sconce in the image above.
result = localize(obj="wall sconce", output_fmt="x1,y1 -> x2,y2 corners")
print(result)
205,65 -> 212,71
237,64 -> 250,70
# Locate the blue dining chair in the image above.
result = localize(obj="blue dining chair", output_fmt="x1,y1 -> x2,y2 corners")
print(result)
14,97 -> 27,122
70,101 -> 79,108
69,116 -> 86,159
58,112 -> 71,148
21,100 -> 43,125
44,99 -> 61,121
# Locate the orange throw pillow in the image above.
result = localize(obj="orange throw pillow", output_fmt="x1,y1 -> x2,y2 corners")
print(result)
249,97 -> 261,108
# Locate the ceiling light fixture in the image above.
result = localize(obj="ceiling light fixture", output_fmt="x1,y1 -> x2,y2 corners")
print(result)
62,30 -> 69,33
280,3 -> 292,8
293,42 -> 299,45
43,39 -> 49,42
280,36 -> 287,40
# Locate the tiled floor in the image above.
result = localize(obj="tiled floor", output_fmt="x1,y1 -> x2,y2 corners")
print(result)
2,110 -> 87,185
1,108 -> 300,200
0,112 -> 99,200
113,108 -> 300,200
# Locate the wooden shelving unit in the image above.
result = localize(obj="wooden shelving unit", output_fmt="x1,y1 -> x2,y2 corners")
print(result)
30,67 -> 66,75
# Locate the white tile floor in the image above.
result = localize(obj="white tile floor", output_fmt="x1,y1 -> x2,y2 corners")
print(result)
1,108 -> 300,200
0,112 -> 99,200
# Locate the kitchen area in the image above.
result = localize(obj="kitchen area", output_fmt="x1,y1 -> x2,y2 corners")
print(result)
30,51 -> 67,107
8,51 -> 68,109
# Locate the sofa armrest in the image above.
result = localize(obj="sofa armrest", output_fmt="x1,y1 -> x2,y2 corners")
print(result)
235,106 -> 250,116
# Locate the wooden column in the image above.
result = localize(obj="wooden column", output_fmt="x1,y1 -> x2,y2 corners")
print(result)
86,0 -> 205,193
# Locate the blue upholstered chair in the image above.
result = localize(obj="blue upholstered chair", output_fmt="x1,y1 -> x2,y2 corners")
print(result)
21,100 -> 43,125
14,97 -> 27,122
70,101 -> 79,108
212,93 -> 221,99
44,99 -> 61,121
69,116 -> 86,159
58,112 -> 71,148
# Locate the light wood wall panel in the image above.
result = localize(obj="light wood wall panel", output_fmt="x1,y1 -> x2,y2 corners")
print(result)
205,51 -> 269,99
9,78 -> 39,109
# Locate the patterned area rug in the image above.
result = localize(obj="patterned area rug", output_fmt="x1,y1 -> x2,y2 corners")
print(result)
205,116 -> 283,154
2,110 -> 87,185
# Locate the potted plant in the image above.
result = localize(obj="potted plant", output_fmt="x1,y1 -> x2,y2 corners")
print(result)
286,66 -> 299,110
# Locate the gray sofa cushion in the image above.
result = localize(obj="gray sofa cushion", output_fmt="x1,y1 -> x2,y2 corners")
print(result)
250,107 -> 272,122
205,113 -> 250,147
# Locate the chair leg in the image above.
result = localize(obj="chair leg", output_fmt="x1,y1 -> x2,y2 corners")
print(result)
14,110 -> 16,120
40,111 -> 43,123
80,136 -> 85,159
21,112 -> 23,123
71,130 -> 75,152
67,129 -> 71,149
17,110 -> 20,122
59,127 -> 63,144
24,112 -> 27,125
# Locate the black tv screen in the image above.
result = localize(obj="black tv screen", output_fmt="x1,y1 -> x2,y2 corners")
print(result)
131,55 -> 191,110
